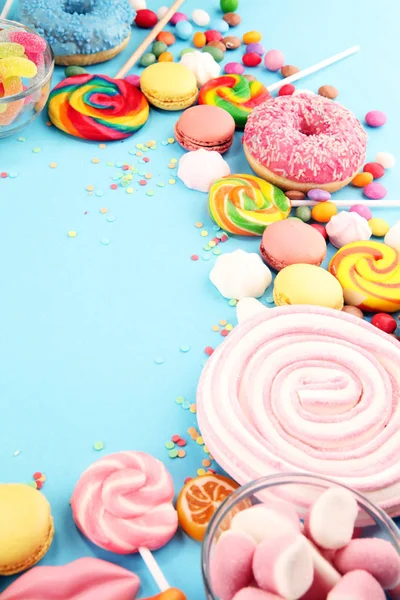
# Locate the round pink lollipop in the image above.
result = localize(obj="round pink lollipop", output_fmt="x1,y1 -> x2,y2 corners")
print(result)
71,451 -> 178,553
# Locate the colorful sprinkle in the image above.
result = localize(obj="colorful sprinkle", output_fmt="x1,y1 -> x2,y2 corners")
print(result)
154,356 -> 165,364
176,396 -> 185,404
169,449 -> 179,459
93,441 -> 104,451
191,254 -> 199,261
49,162 -> 57,168
180,344 -> 191,352
178,450 -> 186,458
68,230 -> 77,238
165,441 -> 175,449
91,157 -> 100,164
200,230 -> 208,237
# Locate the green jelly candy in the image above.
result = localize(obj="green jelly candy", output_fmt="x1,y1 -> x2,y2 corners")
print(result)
152,41 -> 167,58
202,46 -> 224,63
65,65 -> 88,77
180,47 -> 196,58
220,0 -> 239,12
295,206 -> 312,222
140,52 -> 156,67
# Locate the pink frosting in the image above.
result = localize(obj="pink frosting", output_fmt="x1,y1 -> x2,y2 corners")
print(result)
71,451 -> 178,553
243,95 -> 367,184
197,305 -> 400,517
0,557 -> 140,600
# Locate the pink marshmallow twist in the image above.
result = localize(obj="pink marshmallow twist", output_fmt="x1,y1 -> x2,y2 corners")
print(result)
71,451 -> 178,553
197,306 -> 400,517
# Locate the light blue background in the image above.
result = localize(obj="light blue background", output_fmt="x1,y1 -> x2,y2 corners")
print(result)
0,0 -> 399,597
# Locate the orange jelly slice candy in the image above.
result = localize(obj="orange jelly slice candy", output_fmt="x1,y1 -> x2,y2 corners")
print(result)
176,473 -> 239,542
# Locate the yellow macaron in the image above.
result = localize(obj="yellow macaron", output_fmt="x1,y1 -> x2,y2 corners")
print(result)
140,62 -> 198,110
0,483 -> 54,575
273,263 -> 344,310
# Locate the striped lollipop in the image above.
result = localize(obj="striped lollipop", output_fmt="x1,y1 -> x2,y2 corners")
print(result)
48,74 -> 149,141
208,174 -> 291,236
198,74 -> 270,128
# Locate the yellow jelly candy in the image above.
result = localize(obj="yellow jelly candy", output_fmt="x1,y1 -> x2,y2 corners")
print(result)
368,217 -> 390,237
0,76 -> 24,126
0,56 -> 37,79
0,43 -> 25,58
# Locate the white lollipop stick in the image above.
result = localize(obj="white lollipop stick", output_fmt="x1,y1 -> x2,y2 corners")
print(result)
267,45 -> 361,93
139,547 -> 170,592
0,0 -> 14,18
291,199 -> 400,208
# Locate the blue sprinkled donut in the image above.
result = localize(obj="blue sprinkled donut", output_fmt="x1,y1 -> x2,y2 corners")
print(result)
19,0 -> 134,66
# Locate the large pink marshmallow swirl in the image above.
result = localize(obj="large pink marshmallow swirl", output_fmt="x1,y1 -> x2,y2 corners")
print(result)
0,557 -> 140,600
243,95 -> 367,184
197,306 -> 400,516
71,451 -> 178,553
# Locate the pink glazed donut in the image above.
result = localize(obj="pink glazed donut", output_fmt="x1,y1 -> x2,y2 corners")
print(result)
243,94 -> 367,193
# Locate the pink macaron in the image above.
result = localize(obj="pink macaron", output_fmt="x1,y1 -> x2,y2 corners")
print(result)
174,105 -> 236,153
260,219 -> 327,271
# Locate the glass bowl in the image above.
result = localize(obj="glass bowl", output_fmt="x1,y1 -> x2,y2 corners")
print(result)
0,18 -> 54,138
202,473 -> 400,600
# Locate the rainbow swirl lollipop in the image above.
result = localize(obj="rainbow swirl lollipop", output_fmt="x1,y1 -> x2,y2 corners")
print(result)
208,174 -> 291,236
198,74 -> 270,128
48,74 -> 149,141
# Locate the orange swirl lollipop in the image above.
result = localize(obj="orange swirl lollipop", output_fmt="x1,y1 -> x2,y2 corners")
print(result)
208,174 -> 291,236
329,241 -> 400,313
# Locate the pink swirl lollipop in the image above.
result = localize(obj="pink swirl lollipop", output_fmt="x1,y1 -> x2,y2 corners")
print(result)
71,451 -> 178,553
197,305 -> 400,517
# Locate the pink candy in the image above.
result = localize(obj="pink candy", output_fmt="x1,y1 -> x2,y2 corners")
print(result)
334,538 -> 400,589
349,204 -> 373,220
365,110 -> 387,127
327,570 -> 385,600
301,541 -> 341,600
225,62 -> 245,75
210,530 -> 256,600
9,31 -> 46,53
363,182 -> 387,199
264,49 -> 285,71
253,534 -> 314,599
305,488 -> 358,550
170,11 -> 187,24
125,74 -> 141,87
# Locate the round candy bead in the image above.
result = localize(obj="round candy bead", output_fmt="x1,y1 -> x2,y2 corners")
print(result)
175,20 -> 193,40
140,52 -> 156,67
307,188 -> 331,202
156,31 -> 176,45
278,84 -> 295,96
202,46 -> 224,62
246,42 -> 265,56
295,206 -> 312,222
211,19 -> 230,33
224,61 -> 244,75
193,32 -> 207,47
223,12 -> 241,26
207,40 -> 226,52
318,85 -> 339,99
205,30 -> 223,42
351,172 -> 373,187
281,65 -> 299,77
135,9 -> 158,28
220,0 -> 239,12
65,65 -> 87,77
264,49 -> 285,71
311,201 -> 338,223
368,217 -> 390,237
365,110 -> 387,127
364,182 -> 387,199
349,204 -> 373,221
376,152 -> 396,169
170,12 -> 188,24
243,31 -> 262,44
180,47 -> 196,57
223,35 -> 241,49
152,41 -> 167,58
242,52 -> 262,67
125,74 -> 141,87
157,6 -> 168,19
342,305 -> 364,319
158,51 -> 174,62
192,9 -> 210,26
285,190 -> 306,200
310,223 -> 328,239
371,313 -> 397,334
363,162 -> 385,179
